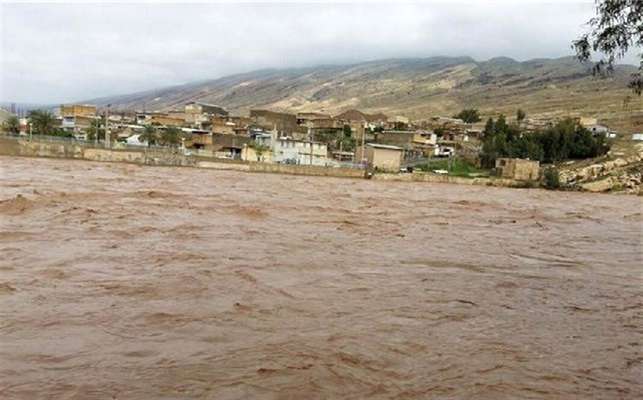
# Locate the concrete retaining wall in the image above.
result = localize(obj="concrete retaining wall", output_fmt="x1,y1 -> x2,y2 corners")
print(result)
249,162 -> 365,178
374,172 -> 526,187
0,137 -> 364,179
1,137 -> 527,186
197,160 -> 251,172
0,138 -> 198,167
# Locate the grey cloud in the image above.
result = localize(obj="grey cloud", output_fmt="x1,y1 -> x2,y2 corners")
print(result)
0,1 -> 635,103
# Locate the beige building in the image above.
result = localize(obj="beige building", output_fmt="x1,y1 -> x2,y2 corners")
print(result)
150,114 -> 185,127
211,116 -> 236,135
167,110 -> 188,121
60,104 -> 97,118
185,102 -> 228,117
495,158 -> 540,181
362,143 -> 404,172
250,109 -> 299,133
60,104 -> 98,136
184,102 -> 228,128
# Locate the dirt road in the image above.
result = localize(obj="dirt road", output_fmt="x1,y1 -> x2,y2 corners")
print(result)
1,156 -> 641,399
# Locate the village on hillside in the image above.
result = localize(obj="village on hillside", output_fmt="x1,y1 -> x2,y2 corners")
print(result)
1,101 -> 641,190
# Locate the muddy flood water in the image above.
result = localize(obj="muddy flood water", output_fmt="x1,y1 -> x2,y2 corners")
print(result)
0,156 -> 641,399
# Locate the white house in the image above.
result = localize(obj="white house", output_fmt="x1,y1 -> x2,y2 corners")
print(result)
273,137 -> 328,166
252,130 -> 329,166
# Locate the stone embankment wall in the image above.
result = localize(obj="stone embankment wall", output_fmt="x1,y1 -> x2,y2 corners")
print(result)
0,137 -> 531,185
0,137 -> 365,179
0,139 -> 199,167
373,172 -> 525,187
249,162 -> 366,178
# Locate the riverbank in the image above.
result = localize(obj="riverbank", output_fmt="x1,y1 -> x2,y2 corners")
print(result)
1,136 -> 531,187
0,136 -> 367,179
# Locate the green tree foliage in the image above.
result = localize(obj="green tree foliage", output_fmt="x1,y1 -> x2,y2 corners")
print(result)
453,109 -> 481,123
27,110 -> 56,135
543,167 -> 561,189
517,109 -> 526,123
2,115 -> 20,134
340,136 -> 356,152
86,119 -> 104,141
310,127 -> 356,152
51,129 -> 73,138
140,125 -> 158,147
481,117 -> 609,168
248,141 -> 270,161
314,128 -> 340,144
341,124 -> 356,152
343,124 -> 352,137
159,126 -> 182,147
573,0 -> 642,95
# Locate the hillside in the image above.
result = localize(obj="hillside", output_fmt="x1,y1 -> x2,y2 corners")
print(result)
88,56 -> 642,133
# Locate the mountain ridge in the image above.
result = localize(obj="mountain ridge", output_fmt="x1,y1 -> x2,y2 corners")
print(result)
86,55 -> 642,132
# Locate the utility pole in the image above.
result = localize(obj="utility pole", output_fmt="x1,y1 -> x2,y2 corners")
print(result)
308,125 -> 313,166
361,123 -> 366,164
104,104 -> 111,148
29,123 -> 32,142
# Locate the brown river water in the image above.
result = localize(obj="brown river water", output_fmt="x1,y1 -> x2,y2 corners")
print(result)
1,156 -> 642,399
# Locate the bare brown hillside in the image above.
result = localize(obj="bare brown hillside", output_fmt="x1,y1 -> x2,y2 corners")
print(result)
89,56 -> 642,132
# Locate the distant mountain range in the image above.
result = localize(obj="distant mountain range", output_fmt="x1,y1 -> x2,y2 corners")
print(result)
83,56 -> 642,133
0,102 -> 57,116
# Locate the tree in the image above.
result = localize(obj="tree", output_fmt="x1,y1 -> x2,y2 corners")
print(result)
338,124 -> 356,152
453,109 -> 481,123
139,125 -> 157,147
159,126 -> 182,147
27,110 -> 56,135
483,118 -> 494,136
343,124 -> 352,137
480,117 -> 610,167
517,109 -> 526,123
573,0 -> 642,95
249,141 -> 269,162
2,115 -> 20,134
86,119 -> 103,141
543,167 -> 561,190
495,114 -> 509,133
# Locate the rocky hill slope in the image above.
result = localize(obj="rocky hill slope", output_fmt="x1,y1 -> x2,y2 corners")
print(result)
559,140 -> 643,194
89,56 -> 642,132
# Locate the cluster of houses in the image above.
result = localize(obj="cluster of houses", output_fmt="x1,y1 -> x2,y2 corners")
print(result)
6,102 -> 625,173
13,103 -> 483,171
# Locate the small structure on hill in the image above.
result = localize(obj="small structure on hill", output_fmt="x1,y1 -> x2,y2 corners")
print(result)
495,158 -> 540,181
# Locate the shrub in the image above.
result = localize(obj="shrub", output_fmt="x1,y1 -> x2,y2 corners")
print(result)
543,167 -> 560,190
453,109 -> 481,123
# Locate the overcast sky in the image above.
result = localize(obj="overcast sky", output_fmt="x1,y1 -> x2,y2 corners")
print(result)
0,0 -> 637,103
